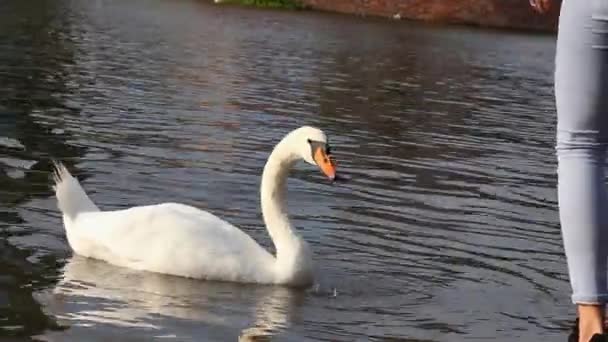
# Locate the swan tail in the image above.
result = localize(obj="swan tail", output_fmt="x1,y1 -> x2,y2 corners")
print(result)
52,161 -> 99,220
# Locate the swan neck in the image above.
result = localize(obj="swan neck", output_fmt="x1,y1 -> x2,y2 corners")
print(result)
260,141 -> 299,255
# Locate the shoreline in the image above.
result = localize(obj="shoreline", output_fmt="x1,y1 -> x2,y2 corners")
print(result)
213,0 -> 561,33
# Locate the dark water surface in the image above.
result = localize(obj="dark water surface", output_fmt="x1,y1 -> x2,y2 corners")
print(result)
0,0 -> 567,341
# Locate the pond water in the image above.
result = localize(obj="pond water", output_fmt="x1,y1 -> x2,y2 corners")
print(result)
0,0 -> 568,340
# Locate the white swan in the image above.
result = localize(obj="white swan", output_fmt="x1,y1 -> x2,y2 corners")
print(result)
52,126 -> 337,287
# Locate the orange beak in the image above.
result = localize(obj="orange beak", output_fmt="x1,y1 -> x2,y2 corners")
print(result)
313,147 -> 336,181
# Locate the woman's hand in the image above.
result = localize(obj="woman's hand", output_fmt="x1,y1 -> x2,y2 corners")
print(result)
529,0 -> 553,14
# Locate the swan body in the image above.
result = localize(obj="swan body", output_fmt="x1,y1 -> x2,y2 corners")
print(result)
53,126 -> 337,287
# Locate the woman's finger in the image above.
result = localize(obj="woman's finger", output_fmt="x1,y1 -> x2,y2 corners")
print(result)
529,0 -> 540,12
539,0 -> 551,12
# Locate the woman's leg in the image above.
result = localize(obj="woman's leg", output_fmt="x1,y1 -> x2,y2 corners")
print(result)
555,0 -> 608,341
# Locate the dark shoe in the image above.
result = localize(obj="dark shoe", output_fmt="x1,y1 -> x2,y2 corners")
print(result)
590,333 -> 608,342
566,317 -> 608,342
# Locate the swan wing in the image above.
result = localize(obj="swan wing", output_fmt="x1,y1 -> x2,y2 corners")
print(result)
65,202 -> 276,283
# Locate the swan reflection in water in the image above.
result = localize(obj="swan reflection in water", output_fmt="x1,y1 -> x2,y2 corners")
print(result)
36,256 -> 306,341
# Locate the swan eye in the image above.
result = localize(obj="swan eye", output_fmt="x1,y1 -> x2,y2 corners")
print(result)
308,140 -> 326,160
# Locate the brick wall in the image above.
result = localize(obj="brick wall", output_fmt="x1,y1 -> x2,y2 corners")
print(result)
300,0 -> 561,31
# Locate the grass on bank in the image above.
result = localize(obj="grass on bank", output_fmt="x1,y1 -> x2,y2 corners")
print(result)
215,0 -> 309,10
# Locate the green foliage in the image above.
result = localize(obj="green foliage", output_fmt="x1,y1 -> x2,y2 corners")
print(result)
218,0 -> 308,10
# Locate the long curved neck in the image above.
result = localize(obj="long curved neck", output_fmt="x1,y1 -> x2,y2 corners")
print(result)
260,138 -> 300,258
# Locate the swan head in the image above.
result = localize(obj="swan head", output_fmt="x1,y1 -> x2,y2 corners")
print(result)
290,126 -> 337,181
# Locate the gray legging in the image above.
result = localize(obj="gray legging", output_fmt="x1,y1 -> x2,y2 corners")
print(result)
555,0 -> 608,304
